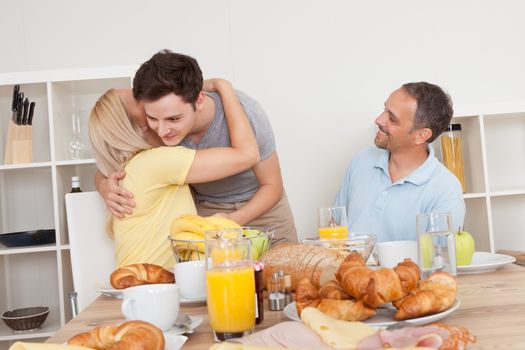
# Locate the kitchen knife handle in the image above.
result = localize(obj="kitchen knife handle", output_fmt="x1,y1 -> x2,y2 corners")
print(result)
16,99 -> 23,125
11,85 -> 20,112
28,102 -> 35,125
22,98 -> 29,125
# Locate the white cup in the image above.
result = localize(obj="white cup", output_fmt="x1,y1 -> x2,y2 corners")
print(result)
376,240 -> 419,268
174,260 -> 207,300
121,283 -> 179,331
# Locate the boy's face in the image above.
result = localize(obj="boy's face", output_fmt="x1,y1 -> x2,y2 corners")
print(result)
143,92 -> 202,146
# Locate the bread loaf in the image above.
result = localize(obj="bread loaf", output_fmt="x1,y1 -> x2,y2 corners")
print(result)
260,243 -> 346,291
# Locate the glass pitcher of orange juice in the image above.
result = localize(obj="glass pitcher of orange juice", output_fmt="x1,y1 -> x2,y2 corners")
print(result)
318,206 -> 349,239
206,235 -> 255,341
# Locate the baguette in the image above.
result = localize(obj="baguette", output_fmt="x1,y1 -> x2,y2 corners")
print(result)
260,243 -> 347,290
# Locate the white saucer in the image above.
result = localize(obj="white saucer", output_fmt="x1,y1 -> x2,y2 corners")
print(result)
164,334 -> 188,350
457,252 -> 515,275
164,316 -> 203,336
97,287 -> 123,299
283,299 -> 460,328
180,296 -> 207,305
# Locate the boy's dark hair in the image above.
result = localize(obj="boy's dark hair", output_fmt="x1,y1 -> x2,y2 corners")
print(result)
403,82 -> 454,143
133,49 -> 203,107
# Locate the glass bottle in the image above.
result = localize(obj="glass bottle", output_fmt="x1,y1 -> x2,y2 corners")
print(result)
254,262 -> 264,324
71,176 -> 82,193
440,123 -> 466,192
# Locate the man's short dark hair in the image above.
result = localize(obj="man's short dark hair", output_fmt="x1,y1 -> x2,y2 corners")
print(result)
402,82 -> 453,143
132,49 -> 203,107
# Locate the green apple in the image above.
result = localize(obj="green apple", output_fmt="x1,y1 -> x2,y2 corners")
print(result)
243,228 -> 270,261
455,228 -> 475,266
419,233 -> 434,268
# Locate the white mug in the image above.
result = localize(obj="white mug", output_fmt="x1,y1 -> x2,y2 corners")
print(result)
376,240 -> 419,268
121,283 -> 179,331
174,260 -> 206,300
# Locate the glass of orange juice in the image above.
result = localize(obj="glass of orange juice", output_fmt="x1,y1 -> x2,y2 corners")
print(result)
205,235 -> 255,341
318,206 -> 348,240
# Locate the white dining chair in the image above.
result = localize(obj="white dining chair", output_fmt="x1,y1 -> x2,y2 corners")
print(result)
65,191 -> 115,315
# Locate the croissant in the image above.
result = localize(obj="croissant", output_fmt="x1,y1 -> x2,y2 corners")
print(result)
110,263 -> 175,289
394,272 -> 457,320
68,320 -> 164,350
337,253 -> 421,308
316,298 -> 376,321
295,278 -> 321,316
295,278 -> 376,322
318,280 -> 350,300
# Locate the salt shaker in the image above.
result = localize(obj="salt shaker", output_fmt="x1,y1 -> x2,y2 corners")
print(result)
268,271 -> 285,311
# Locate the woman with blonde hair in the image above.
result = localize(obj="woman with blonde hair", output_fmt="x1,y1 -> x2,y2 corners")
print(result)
89,79 -> 259,269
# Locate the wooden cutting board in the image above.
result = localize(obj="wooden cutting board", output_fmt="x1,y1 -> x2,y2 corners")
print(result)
496,250 -> 525,266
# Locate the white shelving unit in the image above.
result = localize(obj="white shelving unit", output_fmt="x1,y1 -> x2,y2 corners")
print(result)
434,112 -> 525,253
0,67 -> 135,349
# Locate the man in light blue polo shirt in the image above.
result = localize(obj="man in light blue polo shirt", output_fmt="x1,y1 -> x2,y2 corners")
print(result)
335,82 -> 465,242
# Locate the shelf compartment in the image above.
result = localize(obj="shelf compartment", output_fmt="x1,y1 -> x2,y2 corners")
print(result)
56,163 -> 98,245
483,112 -> 525,192
0,83 -> 51,165
50,78 -> 132,162
0,251 -> 61,340
491,194 -> 525,251
0,244 -> 56,256
463,197 -> 490,252
434,115 -> 486,194
0,168 -> 54,234
0,316 -> 59,341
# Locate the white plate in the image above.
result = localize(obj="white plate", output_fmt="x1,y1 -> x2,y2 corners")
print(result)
283,299 -> 460,327
164,334 -> 188,350
180,296 -> 207,305
457,252 -> 516,275
97,287 -> 123,299
164,316 -> 203,336
97,286 -> 206,304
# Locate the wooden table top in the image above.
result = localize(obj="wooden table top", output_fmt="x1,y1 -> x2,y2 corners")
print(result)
47,264 -> 525,349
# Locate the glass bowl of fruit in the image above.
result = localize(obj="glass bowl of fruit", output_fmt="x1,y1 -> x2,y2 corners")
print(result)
301,232 -> 376,262
169,227 -> 274,263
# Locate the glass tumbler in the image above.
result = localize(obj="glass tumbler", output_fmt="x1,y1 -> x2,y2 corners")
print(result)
417,212 -> 457,278
318,206 -> 348,240
205,236 -> 255,341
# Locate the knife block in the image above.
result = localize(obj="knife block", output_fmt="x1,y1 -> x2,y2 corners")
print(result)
4,120 -> 33,164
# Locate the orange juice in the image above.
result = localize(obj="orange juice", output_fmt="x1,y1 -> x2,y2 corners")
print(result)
206,266 -> 255,333
319,226 -> 348,239
210,246 -> 243,265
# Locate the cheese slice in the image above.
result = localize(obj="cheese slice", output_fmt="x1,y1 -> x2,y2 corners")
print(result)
300,307 -> 376,349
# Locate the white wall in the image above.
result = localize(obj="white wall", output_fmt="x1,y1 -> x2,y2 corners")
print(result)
2,0 -> 525,238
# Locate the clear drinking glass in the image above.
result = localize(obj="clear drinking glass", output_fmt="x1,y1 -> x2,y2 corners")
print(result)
417,212 -> 457,278
205,236 -> 255,341
69,110 -> 90,160
318,206 -> 348,240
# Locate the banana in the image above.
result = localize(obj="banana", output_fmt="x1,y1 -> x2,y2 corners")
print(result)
204,216 -> 241,229
170,214 -> 216,237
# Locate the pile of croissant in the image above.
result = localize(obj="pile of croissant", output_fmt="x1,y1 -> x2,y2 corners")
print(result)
68,320 -> 164,350
110,263 -> 175,289
296,251 -> 457,321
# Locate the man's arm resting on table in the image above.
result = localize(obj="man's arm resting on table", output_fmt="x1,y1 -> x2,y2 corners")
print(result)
95,170 -> 135,218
